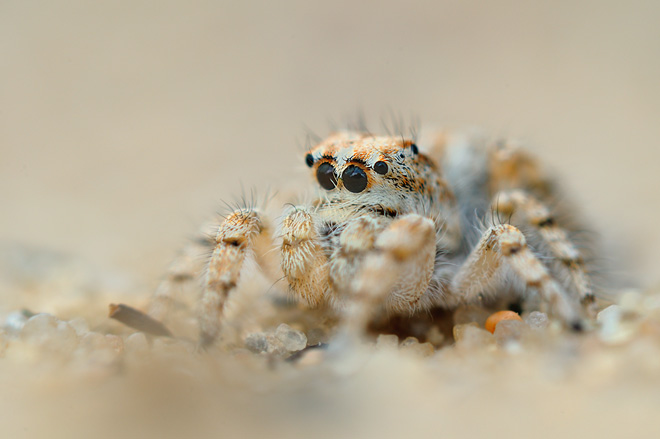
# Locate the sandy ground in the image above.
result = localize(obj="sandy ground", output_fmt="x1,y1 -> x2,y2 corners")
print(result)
1,1 -> 660,438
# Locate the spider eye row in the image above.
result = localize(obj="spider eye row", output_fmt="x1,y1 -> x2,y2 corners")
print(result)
309,159 -> 390,193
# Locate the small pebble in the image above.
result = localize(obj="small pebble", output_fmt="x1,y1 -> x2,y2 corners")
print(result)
21,313 -> 58,338
21,313 -> 79,354
425,326 -> 445,346
265,334 -> 288,356
597,305 -> 621,339
67,317 -> 90,335
275,324 -> 307,352
597,305 -> 634,344
524,311 -> 549,330
454,323 -> 495,349
400,337 -> 434,357
400,336 -> 420,347
376,334 -> 399,349
245,332 -> 269,354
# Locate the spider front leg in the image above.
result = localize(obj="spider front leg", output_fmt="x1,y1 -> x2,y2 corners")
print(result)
280,207 -> 331,307
327,215 -> 387,297
452,224 -> 583,328
199,209 -> 272,348
341,214 -> 437,334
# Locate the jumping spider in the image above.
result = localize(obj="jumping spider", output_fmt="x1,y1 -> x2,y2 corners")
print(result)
142,129 -> 597,349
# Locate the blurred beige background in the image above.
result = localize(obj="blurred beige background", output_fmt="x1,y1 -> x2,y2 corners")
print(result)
1,0 -> 659,287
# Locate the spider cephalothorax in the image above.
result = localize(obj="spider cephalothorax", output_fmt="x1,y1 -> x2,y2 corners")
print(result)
305,132 -> 452,220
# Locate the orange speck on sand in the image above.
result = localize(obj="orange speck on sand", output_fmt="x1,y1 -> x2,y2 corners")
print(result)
485,310 -> 522,333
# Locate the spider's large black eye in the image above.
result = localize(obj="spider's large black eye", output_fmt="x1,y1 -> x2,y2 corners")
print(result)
410,143 -> 419,155
342,165 -> 368,193
305,153 -> 314,168
373,161 -> 388,175
316,162 -> 337,190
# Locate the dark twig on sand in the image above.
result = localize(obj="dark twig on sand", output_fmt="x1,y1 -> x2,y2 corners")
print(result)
109,303 -> 173,337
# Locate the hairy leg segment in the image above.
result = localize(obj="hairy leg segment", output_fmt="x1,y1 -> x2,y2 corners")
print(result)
199,209 -> 271,347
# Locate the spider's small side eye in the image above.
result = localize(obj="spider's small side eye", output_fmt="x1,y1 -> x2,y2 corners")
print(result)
316,162 -> 337,190
373,161 -> 389,175
305,153 -> 314,168
410,143 -> 419,155
342,165 -> 368,193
